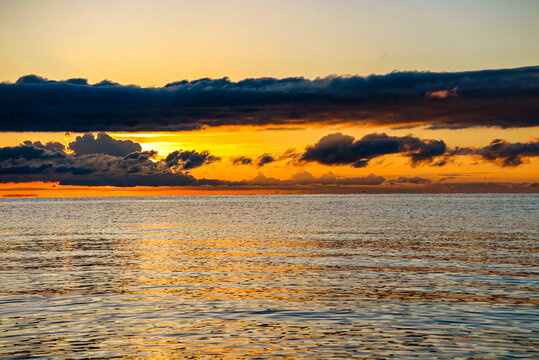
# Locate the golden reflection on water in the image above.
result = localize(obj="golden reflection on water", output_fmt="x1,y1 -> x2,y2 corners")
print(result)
0,195 -> 538,358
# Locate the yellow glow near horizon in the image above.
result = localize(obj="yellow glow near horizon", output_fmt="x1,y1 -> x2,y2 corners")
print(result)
0,125 -> 537,191
112,125 -> 539,184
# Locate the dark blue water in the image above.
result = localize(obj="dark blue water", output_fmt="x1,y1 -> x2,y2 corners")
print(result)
1,194 -> 537,358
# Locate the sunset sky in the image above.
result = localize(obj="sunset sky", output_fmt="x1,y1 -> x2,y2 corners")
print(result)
0,0 -> 538,196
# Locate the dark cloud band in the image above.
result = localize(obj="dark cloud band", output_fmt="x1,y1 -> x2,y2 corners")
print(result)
0,66 -> 537,131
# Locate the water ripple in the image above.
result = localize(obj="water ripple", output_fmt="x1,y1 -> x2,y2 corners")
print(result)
0,194 -> 538,358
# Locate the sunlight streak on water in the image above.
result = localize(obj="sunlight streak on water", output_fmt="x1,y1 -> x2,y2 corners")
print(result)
0,194 -> 538,358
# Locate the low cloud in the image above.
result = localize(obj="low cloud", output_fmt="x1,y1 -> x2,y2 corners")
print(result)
22,140 -> 65,152
393,176 -> 432,184
256,154 -> 275,167
231,156 -> 253,165
0,144 -> 65,161
238,171 -> 385,187
1,67 -> 537,131
451,138 -> 539,167
1,130 -> 537,190
0,133 -> 222,186
165,150 -> 220,170
69,132 -> 141,156
227,172 -> 535,193
301,133 -> 538,168
301,132 -> 447,167
235,149 -> 300,167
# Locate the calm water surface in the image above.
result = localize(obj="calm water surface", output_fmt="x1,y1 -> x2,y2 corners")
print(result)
0,194 -> 538,359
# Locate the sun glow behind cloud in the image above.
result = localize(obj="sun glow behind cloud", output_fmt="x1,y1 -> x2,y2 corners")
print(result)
1,124 -> 537,196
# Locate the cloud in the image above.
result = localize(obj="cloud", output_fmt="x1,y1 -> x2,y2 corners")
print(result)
57,173 -> 199,187
165,150 -> 221,170
471,138 -> 539,167
256,154 -> 275,167
426,87 -> 458,99
393,176 -> 432,184
409,139 -> 447,165
277,148 -> 301,165
289,171 -> 385,185
0,145 -> 65,161
301,133 -> 539,168
0,163 -> 54,174
0,134 -> 223,186
301,132 -> 447,167
239,171 -> 385,187
245,173 -> 282,186
69,132 -> 142,156
234,149 -> 299,167
231,156 -> 253,165
448,138 -> 539,167
225,174 -> 536,193
22,140 -> 65,152
0,66 -> 537,131
316,172 -> 385,186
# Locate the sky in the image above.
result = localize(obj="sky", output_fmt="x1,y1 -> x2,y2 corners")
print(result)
0,0 -> 537,196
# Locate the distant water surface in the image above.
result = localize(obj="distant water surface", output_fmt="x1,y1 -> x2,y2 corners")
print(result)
0,194 -> 538,359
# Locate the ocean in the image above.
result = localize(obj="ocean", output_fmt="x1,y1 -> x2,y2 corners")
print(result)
0,194 -> 537,358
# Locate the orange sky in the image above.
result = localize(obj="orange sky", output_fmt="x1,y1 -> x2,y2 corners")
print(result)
0,124 -> 537,197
